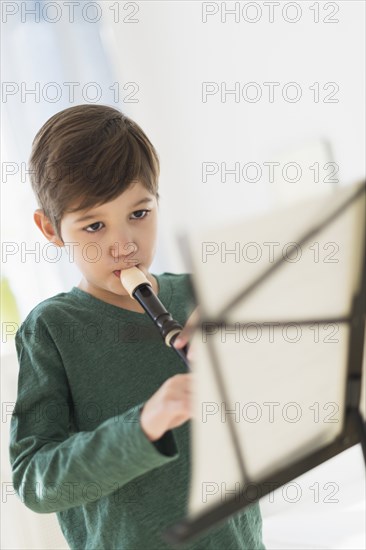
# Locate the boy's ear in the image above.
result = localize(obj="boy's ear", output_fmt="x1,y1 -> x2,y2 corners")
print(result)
33,209 -> 64,247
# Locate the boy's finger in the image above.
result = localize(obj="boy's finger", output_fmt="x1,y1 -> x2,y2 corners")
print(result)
174,307 -> 201,348
187,348 -> 194,361
174,328 -> 192,348
174,335 -> 187,348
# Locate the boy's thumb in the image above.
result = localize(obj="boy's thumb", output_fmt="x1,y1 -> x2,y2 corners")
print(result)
174,307 -> 201,348
174,326 -> 193,348
174,335 -> 186,347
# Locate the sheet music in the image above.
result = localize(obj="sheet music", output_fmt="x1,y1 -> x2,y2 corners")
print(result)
184,181 -> 365,519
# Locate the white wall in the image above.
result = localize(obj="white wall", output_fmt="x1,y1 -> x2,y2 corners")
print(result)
100,0 -> 365,271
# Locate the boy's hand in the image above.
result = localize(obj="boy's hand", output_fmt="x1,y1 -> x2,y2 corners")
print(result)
139,308 -> 200,443
139,373 -> 196,442
173,306 -> 200,361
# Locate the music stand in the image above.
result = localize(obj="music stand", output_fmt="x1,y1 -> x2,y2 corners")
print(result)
162,179 -> 366,547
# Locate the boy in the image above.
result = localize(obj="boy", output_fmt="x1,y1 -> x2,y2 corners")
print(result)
9,104 -> 265,549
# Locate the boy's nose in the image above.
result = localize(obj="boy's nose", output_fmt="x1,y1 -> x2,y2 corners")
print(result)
110,240 -> 138,259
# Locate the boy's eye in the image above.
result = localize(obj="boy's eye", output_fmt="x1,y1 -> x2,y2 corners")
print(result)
131,209 -> 150,220
83,210 -> 150,233
84,222 -> 103,233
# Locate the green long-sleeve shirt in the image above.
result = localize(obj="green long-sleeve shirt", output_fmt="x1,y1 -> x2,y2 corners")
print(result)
9,272 -> 265,550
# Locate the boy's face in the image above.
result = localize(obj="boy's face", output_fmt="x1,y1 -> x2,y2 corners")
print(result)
34,180 -> 159,309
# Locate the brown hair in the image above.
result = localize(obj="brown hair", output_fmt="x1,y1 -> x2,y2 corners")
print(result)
29,104 -> 160,242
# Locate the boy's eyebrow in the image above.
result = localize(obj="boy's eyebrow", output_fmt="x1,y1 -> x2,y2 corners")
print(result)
74,198 -> 154,223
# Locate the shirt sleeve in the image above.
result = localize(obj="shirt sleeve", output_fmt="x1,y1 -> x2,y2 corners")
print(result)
9,318 -> 180,514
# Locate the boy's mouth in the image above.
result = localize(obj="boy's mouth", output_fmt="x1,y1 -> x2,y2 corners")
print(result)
113,265 -> 140,278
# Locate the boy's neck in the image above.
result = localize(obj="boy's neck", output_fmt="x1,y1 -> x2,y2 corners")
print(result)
77,274 -> 159,313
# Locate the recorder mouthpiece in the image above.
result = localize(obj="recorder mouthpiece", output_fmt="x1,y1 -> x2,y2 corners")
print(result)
120,266 -> 152,298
